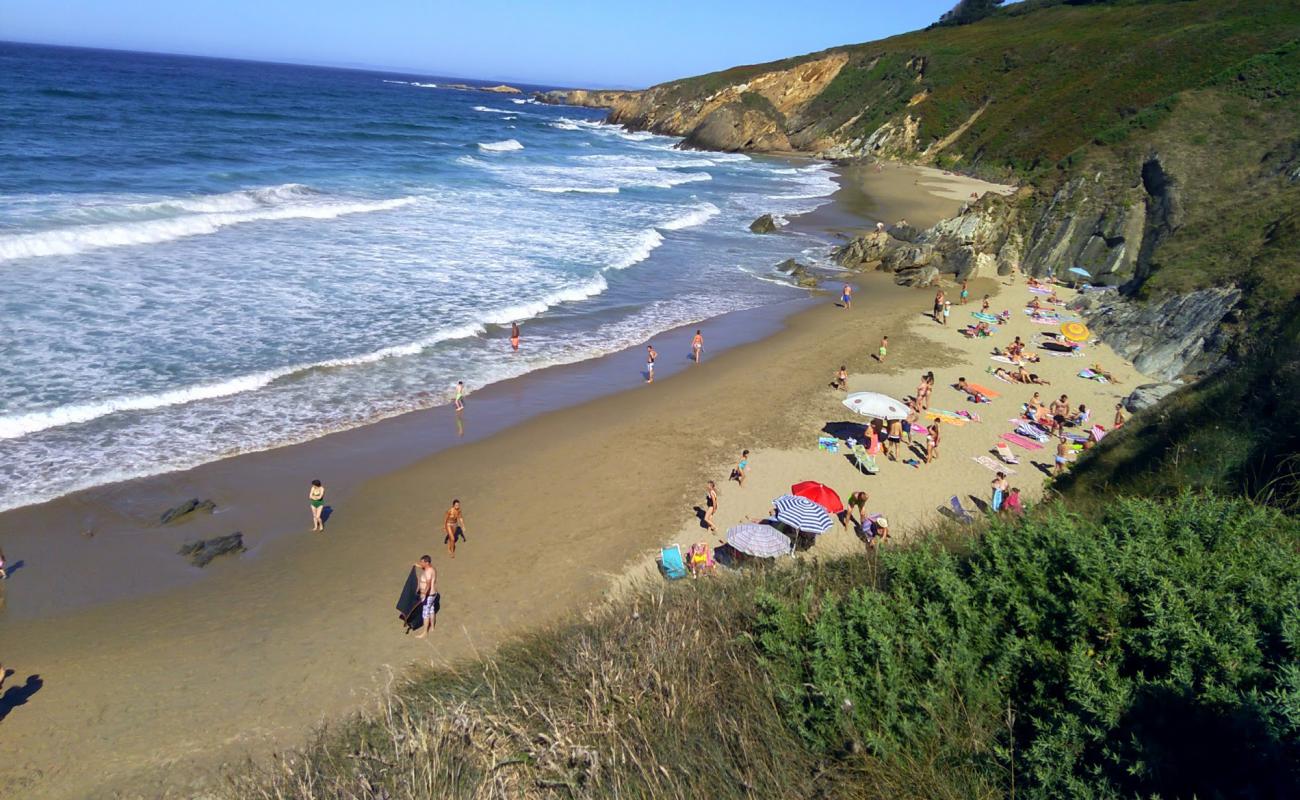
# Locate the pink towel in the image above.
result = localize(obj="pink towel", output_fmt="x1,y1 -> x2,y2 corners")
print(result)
1002,433 -> 1044,450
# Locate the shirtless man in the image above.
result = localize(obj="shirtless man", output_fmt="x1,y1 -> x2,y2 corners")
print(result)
1055,435 -> 1071,475
886,417 -> 904,460
1050,394 -> 1071,433
841,284 -> 853,309
510,321 -> 521,351
443,499 -> 465,558
645,344 -> 658,383
1114,403 -> 1126,428
691,330 -> 704,363
413,555 -> 438,638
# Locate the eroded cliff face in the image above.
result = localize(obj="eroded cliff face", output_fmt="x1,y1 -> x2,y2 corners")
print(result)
537,54 -> 848,152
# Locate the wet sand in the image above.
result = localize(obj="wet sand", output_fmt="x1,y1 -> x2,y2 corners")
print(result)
0,161 -> 1054,798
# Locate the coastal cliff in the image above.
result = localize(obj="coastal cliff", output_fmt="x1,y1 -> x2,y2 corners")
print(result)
538,0 -> 1300,381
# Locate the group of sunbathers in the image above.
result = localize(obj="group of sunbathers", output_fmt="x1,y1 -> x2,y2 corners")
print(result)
994,336 -> 1041,364
992,365 -> 1050,385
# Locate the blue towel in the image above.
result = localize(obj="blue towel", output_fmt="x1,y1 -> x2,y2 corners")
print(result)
661,546 -> 688,580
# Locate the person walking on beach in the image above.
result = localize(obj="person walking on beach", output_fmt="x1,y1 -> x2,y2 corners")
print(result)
413,555 -> 438,638
510,321 -> 521,351
960,279 -> 970,305
933,289 -> 945,323
443,499 -> 465,558
1055,436 -> 1071,476
730,450 -> 750,486
703,481 -> 719,532
841,284 -> 853,309
308,480 -> 325,532
691,329 -> 704,364
645,344 -> 657,383
981,295 -> 991,313
877,335 -> 889,363
925,418 -> 941,464
834,365 -> 848,391
1050,394 -> 1071,434
454,381 -> 466,412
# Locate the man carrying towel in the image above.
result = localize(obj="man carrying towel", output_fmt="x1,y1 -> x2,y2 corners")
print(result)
413,555 -> 438,638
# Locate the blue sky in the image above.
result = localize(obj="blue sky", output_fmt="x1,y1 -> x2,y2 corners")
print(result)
0,0 -> 953,87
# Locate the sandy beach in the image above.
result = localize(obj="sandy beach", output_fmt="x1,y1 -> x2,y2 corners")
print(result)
0,162 -> 1143,799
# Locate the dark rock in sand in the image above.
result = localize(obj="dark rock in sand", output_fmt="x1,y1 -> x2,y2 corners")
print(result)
160,498 -> 217,525
833,231 -> 899,269
894,266 -> 940,287
749,213 -> 778,234
178,533 -> 245,567
888,223 -> 921,243
1124,382 -> 1182,412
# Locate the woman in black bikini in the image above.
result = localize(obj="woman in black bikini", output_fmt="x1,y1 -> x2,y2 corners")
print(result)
703,481 -> 719,532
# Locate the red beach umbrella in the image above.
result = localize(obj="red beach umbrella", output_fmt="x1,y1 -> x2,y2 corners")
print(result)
790,481 -> 844,515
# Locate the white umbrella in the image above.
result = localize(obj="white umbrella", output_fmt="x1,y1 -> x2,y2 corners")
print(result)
842,391 -> 909,420
772,494 -> 835,535
726,523 -> 793,558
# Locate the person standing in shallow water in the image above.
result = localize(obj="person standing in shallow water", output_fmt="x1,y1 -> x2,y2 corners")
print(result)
510,321 -> 520,351
454,381 -> 465,412
645,344 -> 657,383
691,329 -> 704,364
308,480 -> 325,531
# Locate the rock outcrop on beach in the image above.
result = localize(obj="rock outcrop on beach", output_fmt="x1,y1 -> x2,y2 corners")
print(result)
178,533 -> 245,567
776,258 -> 819,288
481,84 -> 521,94
160,498 -> 217,525
749,213 -> 778,233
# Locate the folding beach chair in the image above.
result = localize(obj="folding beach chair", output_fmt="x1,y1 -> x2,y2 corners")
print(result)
995,441 -> 1021,465
949,496 -> 975,524
660,545 -> 688,580
851,443 -> 880,475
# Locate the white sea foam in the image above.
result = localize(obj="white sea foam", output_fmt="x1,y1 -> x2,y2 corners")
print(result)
383,80 -> 438,89
478,139 -> 524,152
659,201 -> 720,231
0,190 -> 418,261
548,121 -> 581,130
531,186 -> 621,194
473,105 -> 515,114
511,98 -> 527,104
609,228 -> 664,270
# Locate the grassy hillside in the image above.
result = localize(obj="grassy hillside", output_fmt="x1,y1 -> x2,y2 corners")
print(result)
659,0 -> 1300,178
228,495 -> 1300,799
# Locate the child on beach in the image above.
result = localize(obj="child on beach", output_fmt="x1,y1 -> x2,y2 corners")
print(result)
878,335 -> 888,362
729,450 -> 750,486
308,480 -> 325,532
1004,487 -> 1023,515
835,365 -> 848,390
454,381 -> 465,412
960,279 -> 969,305
981,295 -> 991,313
841,284 -> 853,309
1114,403 -> 1126,428
992,472 -> 1008,512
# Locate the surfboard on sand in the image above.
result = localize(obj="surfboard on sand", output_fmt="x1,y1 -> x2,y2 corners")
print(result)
396,566 -> 424,631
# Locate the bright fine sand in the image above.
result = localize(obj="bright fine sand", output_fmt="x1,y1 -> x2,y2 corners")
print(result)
0,163 -> 1145,799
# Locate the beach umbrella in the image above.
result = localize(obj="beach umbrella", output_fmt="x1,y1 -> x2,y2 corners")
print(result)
1060,321 -> 1091,343
842,391 -> 908,420
772,494 -> 835,535
791,481 -> 845,515
1069,267 -> 1092,277
726,523 -> 793,558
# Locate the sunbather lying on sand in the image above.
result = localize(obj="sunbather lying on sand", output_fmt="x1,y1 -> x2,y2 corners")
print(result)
1016,366 -> 1050,385
956,376 -> 992,402
1089,363 -> 1118,383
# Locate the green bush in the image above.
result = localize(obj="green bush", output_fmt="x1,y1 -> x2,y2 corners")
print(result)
754,495 -> 1300,798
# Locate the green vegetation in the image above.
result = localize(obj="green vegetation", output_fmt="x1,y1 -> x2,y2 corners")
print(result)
229,494 -> 1300,799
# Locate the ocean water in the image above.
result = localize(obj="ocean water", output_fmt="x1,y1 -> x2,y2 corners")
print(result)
0,43 -> 840,512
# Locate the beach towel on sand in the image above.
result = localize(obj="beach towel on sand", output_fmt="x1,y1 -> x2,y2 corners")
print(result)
396,567 -> 424,631
1002,432 -> 1044,450
972,455 -> 1016,475
966,382 -> 1000,399
990,355 -> 1019,365
1078,369 -> 1109,383
973,312 -> 999,323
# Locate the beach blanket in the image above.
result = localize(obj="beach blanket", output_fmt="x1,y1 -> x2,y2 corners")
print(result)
1002,432 -> 1044,450
1091,424 -> 1108,441
1078,368 -> 1109,383
924,411 -> 966,426
1028,286 -> 1053,295
396,567 -> 424,632
973,312 -> 999,323
1030,316 -> 1063,325
990,355 -> 1019,365
972,455 -> 1016,475
966,382 -> 1000,399
1015,423 -> 1049,442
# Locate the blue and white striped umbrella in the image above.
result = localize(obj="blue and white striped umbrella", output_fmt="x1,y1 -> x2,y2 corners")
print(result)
772,494 -> 835,535
726,523 -> 793,558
